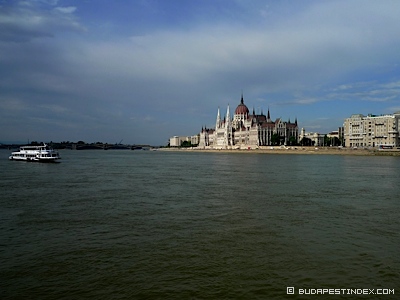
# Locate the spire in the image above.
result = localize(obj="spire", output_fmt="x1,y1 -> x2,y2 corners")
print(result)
267,107 -> 271,121
241,91 -> 244,104
295,117 -> 298,125
226,104 -> 231,146
216,107 -> 220,129
252,106 -> 255,116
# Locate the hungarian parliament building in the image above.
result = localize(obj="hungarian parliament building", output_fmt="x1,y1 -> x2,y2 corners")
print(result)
198,94 -> 299,149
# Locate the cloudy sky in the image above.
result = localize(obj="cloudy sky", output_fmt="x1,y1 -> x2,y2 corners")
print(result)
1,0 -> 400,145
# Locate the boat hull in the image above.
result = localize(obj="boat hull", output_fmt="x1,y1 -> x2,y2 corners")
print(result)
9,156 -> 60,163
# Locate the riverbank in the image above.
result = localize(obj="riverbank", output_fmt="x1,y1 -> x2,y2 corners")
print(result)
160,146 -> 400,156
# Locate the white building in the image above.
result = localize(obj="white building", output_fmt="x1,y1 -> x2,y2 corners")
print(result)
344,112 -> 400,148
169,135 -> 199,147
198,94 -> 298,149
299,128 -> 325,146
169,136 -> 183,147
191,135 -> 199,146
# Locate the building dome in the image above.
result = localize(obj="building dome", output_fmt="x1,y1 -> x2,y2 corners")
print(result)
235,95 -> 249,115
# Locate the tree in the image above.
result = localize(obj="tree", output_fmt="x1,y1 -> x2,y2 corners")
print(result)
271,134 -> 280,145
181,141 -> 192,147
300,137 -> 312,146
324,135 -> 331,146
288,136 -> 297,146
331,137 -> 341,146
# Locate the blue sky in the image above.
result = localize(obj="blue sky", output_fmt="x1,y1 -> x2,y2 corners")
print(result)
1,0 -> 400,145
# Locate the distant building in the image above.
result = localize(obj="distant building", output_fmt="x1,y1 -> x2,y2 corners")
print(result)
338,127 -> 345,145
191,135 -> 199,146
169,136 -> 183,147
299,128 -> 325,146
198,127 -> 214,147
169,135 -> 199,147
198,94 -> 298,149
299,127 -> 344,147
344,112 -> 400,147
327,128 -> 344,146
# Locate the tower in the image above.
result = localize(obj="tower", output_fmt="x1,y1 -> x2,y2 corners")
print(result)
215,107 -> 220,129
225,104 -> 232,146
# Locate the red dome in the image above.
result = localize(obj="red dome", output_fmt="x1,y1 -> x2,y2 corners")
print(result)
235,95 -> 249,115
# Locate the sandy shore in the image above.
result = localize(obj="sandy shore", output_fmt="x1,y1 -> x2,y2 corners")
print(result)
160,146 -> 400,156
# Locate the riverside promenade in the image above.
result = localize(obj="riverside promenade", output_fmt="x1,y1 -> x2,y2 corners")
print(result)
161,146 -> 400,156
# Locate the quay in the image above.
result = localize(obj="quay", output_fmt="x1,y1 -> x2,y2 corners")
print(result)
160,146 -> 400,156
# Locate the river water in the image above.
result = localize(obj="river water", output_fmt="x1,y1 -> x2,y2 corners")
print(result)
0,149 -> 399,299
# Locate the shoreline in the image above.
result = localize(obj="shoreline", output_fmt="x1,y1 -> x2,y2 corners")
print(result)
160,146 -> 400,156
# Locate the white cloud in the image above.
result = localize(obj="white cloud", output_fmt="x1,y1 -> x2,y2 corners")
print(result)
54,6 -> 76,14
326,80 -> 400,103
295,98 -> 320,105
0,1 -> 84,42
0,98 -> 28,111
387,106 -> 400,113
39,104 -> 71,114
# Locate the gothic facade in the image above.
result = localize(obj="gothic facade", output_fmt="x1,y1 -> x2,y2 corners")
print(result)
199,95 -> 299,149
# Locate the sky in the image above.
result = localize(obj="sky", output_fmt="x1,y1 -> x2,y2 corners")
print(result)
1,0 -> 400,145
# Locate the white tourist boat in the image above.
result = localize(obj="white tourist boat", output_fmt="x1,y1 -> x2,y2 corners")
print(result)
9,144 -> 61,162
